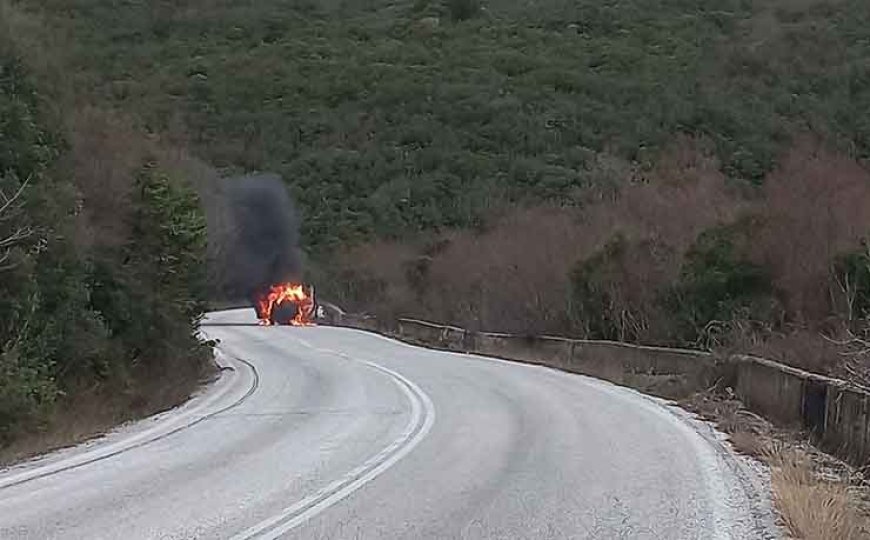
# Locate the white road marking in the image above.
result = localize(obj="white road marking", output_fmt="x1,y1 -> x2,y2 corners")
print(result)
0,351 -> 255,491
320,327 -> 739,539
230,352 -> 436,540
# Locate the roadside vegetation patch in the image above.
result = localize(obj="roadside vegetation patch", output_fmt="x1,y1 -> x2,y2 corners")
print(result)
685,390 -> 870,539
0,21 -> 212,461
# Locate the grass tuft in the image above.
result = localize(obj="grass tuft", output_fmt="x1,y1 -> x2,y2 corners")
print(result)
766,447 -> 865,540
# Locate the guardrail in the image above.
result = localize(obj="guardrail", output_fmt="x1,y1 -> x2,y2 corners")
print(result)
339,314 -> 870,468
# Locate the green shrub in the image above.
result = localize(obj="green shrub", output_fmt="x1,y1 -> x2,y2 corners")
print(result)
668,222 -> 777,345
89,162 -> 207,361
0,52 -> 61,442
445,0 -> 481,21
0,44 -> 209,445
0,346 -> 56,443
0,49 -> 109,441
133,162 -> 208,322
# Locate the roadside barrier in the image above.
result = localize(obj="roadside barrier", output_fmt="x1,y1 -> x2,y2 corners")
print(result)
339,314 -> 870,467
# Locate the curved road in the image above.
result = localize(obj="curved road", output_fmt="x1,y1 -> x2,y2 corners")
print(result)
0,309 -> 776,539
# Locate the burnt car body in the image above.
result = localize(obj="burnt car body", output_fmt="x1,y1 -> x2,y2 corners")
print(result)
252,283 -> 317,325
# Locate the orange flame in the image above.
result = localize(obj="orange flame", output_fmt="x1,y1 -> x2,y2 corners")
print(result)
256,283 -> 315,326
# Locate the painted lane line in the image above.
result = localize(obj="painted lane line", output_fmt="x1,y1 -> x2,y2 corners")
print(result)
348,328 -> 741,538
231,359 -> 435,540
0,352 -> 258,492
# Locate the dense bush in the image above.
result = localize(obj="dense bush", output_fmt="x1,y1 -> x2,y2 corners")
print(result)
445,0 -> 481,21
567,225 -> 781,345
0,48 -> 209,446
0,53 -> 74,439
20,0 -> 870,250
89,163 -> 208,362
668,222 -> 779,345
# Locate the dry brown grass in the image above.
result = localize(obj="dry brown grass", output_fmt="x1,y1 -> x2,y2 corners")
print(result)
333,240 -> 418,317
686,390 -> 870,540
64,108 -> 226,250
730,429 -> 767,457
766,446 -> 867,540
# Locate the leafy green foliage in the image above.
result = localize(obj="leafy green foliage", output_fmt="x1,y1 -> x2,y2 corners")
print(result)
569,222 -> 781,346
23,0 -> 870,249
0,46 -> 209,445
0,51 -> 112,441
134,163 -> 208,321
668,222 -> 777,343
0,53 -> 66,440
445,0 -> 481,21
89,163 -> 208,362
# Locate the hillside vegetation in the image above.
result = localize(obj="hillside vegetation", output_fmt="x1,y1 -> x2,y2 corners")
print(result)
0,13 -> 211,458
5,0 -> 870,382
17,0 -> 870,246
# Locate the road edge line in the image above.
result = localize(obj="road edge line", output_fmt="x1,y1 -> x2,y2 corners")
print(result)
0,350 -> 258,491
231,358 -> 435,540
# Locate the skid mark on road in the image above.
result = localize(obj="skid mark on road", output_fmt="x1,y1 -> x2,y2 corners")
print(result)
230,347 -> 436,540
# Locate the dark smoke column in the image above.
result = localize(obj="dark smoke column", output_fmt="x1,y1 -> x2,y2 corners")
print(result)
208,173 -> 302,304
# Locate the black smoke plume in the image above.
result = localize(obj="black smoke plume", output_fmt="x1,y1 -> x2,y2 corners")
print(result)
206,173 -> 301,302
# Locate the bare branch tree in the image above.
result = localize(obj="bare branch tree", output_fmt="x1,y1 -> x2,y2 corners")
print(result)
822,243 -> 870,380
0,175 -> 34,270
821,331 -> 870,357
0,174 -> 31,215
834,261 -> 856,322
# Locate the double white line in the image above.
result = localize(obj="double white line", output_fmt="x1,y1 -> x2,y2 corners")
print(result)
230,358 -> 436,540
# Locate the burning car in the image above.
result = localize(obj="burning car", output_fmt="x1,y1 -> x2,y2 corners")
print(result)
254,282 -> 317,326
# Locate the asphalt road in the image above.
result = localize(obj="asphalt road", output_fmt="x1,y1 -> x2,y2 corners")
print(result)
0,309 -> 777,539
